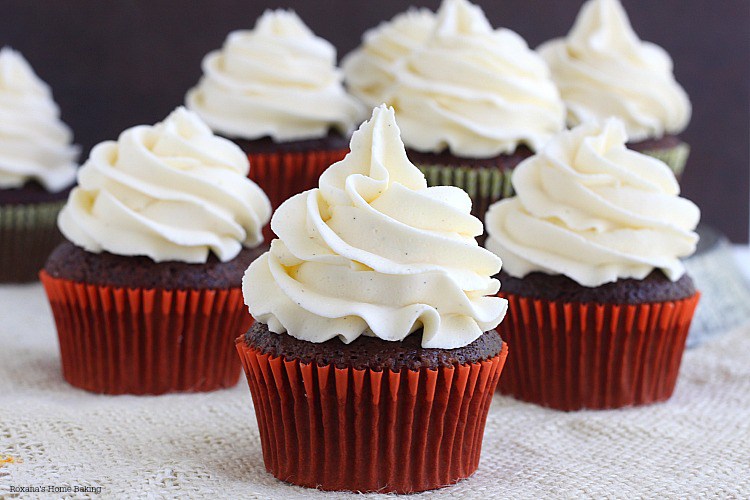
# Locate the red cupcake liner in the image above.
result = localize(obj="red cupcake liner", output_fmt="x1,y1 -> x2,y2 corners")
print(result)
40,271 -> 252,395
497,292 -> 700,411
246,149 -> 348,242
236,339 -> 508,493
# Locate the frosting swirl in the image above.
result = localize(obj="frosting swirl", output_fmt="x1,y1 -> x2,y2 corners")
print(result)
58,108 -> 271,263
538,0 -> 691,141
341,8 -> 436,109
243,105 -> 507,348
389,0 -> 565,158
0,47 -> 78,192
485,119 -> 699,287
186,9 -> 364,142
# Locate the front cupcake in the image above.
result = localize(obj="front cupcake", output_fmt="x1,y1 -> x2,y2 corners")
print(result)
0,47 -> 79,282
538,0 -> 692,177
237,105 -> 509,493
485,118 -> 700,411
186,9 -> 364,214
41,108 -> 271,395
386,0 -> 565,221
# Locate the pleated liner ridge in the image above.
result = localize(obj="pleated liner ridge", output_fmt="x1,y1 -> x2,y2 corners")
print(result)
246,149 -> 348,242
40,271 -> 252,395
0,201 -> 66,282
236,339 -> 509,494
497,292 -> 700,411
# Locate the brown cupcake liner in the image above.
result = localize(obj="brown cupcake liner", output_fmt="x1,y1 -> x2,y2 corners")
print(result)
40,271 -> 252,395
236,338 -> 508,493
246,149 -> 348,241
497,292 -> 700,411
0,201 -> 66,283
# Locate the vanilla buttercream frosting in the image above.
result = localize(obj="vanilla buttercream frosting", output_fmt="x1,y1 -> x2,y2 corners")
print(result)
485,118 -> 699,287
389,0 -> 565,158
538,0 -> 691,142
341,8 -> 436,109
186,9 -> 364,142
58,107 -> 271,263
243,105 -> 507,348
0,47 -> 78,192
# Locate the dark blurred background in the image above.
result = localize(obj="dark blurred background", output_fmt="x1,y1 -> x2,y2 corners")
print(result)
2,0 -> 747,241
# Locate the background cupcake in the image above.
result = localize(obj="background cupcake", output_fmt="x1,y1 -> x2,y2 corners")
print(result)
42,107 -> 271,395
385,0 -> 565,223
0,47 -> 78,282
341,7 -> 435,109
538,0 -> 692,178
237,105 -> 508,493
186,9 -> 364,218
485,118 -> 700,411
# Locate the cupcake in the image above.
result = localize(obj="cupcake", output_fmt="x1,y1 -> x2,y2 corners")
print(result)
237,105 -> 509,493
341,7 -> 436,109
384,0 -> 565,222
41,108 -> 272,395
186,9 -> 365,217
0,47 -> 79,282
485,118 -> 700,411
538,0 -> 692,177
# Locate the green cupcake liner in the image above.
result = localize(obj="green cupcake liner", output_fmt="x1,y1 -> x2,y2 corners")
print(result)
0,200 -> 66,282
640,142 -> 690,180
416,163 -> 514,223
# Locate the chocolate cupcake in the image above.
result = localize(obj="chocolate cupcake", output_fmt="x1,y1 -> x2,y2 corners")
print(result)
538,0 -> 692,178
0,47 -> 79,282
41,108 -> 272,395
372,0 -> 565,224
186,9 -> 365,225
237,105 -> 509,493
485,118 -> 700,411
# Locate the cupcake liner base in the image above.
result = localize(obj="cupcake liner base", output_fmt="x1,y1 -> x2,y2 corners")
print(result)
41,271 -> 252,395
236,339 -> 508,493
0,201 -> 66,282
497,293 -> 699,411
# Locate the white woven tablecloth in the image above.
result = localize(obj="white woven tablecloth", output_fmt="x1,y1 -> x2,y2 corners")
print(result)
1,254 -> 749,499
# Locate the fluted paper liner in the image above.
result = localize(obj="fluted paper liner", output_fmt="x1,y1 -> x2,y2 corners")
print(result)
236,339 -> 508,493
639,142 -> 690,180
246,149 -> 348,241
416,163 -> 514,223
40,271 -> 252,395
497,292 -> 700,411
0,201 -> 65,282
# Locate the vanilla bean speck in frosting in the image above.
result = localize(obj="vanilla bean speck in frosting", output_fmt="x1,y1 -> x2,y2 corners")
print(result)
485,118 -> 699,288
341,8 -> 436,109
0,47 -> 78,192
186,9 -> 364,142
58,107 -> 271,263
243,105 -> 507,349
389,0 -> 565,158
538,0 -> 691,142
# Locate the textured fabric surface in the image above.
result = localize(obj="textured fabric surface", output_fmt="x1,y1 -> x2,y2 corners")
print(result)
1,277 -> 749,498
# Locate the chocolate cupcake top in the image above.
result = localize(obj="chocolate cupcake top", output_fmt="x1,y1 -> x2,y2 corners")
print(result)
341,8 -> 436,109
186,10 -> 364,142
538,0 -> 691,142
485,118 -> 699,287
243,105 -> 507,349
0,47 -> 78,193
58,107 -> 271,263
388,0 -> 565,158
